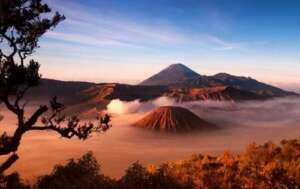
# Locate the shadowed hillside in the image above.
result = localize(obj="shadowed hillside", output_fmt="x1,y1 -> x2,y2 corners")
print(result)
166,86 -> 268,102
65,83 -> 169,117
140,64 -> 296,97
21,64 -> 299,117
25,79 -> 95,103
186,73 -> 293,97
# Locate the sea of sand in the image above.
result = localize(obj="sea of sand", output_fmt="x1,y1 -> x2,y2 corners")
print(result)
0,98 -> 300,182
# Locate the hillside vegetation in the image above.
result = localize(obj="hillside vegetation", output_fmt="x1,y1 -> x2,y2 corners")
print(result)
2,139 -> 299,189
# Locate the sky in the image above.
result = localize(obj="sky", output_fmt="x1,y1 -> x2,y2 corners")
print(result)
35,0 -> 300,88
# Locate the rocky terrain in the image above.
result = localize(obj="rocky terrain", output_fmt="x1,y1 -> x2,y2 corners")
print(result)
166,86 -> 268,102
66,83 -> 168,116
132,106 -> 217,132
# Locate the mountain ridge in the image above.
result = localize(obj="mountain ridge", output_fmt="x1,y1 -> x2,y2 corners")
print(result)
23,64 -> 298,117
140,63 -> 295,97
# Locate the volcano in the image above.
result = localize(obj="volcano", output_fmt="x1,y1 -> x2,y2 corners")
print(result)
139,63 -> 296,97
132,106 -> 217,132
140,63 -> 200,86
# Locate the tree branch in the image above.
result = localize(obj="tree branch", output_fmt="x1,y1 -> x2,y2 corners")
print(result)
0,105 -> 48,157
0,0 -> 92,174
0,153 -> 19,174
24,105 -> 48,128
29,114 -> 96,140
14,86 -> 30,109
0,31 -> 17,59
1,95 -> 18,115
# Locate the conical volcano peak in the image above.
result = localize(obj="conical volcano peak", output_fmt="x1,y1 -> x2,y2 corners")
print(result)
140,63 -> 200,86
164,63 -> 198,73
167,63 -> 190,69
132,106 -> 217,132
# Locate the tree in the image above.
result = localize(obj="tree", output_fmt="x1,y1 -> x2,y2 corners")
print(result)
119,162 -> 192,189
119,161 -> 151,189
36,152 -> 117,189
0,172 -> 30,189
0,0 -> 108,174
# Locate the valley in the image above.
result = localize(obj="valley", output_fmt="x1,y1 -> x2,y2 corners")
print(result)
1,63 -> 299,182
25,63 -> 298,119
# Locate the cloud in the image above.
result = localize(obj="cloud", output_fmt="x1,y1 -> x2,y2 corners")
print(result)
43,0 -> 243,51
44,0 -> 188,48
46,31 -> 141,48
107,97 -> 176,115
107,99 -> 142,115
106,96 -> 300,129
196,35 -> 241,51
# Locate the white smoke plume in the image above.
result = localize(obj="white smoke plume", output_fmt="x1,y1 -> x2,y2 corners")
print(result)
106,96 -> 300,129
106,97 -> 176,115
106,99 -> 142,114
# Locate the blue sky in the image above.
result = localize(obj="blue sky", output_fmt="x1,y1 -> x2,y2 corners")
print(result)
36,0 -> 300,87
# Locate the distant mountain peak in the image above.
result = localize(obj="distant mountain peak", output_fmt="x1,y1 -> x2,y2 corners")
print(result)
214,73 -> 232,77
213,73 -> 252,80
139,63 -> 200,86
168,63 -> 189,68
139,63 -> 296,97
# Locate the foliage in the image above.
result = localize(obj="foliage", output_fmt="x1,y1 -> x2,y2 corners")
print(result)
119,161 -> 193,189
0,0 -> 109,174
0,172 -> 30,189
36,152 -> 117,189
36,155 -> 191,189
156,139 -> 300,189
5,139 -> 300,188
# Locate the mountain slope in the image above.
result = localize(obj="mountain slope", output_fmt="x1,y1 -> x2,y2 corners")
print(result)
140,63 -> 296,97
65,83 -> 169,116
25,78 -> 95,103
166,86 -> 268,102
185,73 -> 293,96
132,106 -> 217,132
140,63 -> 200,86
212,73 -> 291,96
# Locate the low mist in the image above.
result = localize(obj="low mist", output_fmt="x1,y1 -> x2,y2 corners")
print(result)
1,97 -> 300,181
107,96 -> 300,128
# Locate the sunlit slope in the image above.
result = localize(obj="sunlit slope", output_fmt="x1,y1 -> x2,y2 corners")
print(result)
132,106 -> 217,132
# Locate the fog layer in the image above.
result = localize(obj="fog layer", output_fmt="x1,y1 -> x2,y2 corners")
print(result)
1,97 -> 300,181
107,97 -> 300,128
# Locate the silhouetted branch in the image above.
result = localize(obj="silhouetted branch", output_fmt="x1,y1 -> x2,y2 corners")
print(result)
14,86 -> 30,108
1,96 -> 18,115
24,105 -> 48,128
29,122 -> 95,140
0,154 -> 19,173
0,0 -> 111,174
0,0 -> 66,173
0,31 -> 17,58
